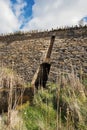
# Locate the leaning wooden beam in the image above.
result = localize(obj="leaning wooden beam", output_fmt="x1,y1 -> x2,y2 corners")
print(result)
31,35 -> 55,89
44,35 -> 55,63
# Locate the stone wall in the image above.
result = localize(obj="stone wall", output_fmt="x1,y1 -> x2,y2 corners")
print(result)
0,26 -> 87,43
50,37 -> 87,81
0,26 -> 87,83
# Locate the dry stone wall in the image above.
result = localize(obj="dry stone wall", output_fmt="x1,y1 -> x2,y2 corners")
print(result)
0,27 -> 87,83
50,37 -> 87,81
0,26 -> 87,43
0,38 -> 50,82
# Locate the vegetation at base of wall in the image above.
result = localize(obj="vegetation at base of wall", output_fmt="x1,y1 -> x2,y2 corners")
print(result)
22,71 -> 87,130
0,66 -> 87,130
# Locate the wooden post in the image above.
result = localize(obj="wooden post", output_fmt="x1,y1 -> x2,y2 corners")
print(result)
45,35 -> 55,63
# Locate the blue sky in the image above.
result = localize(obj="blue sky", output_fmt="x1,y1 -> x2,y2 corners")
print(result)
11,0 -> 34,29
11,0 -> 34,20
0,0 -> 87,34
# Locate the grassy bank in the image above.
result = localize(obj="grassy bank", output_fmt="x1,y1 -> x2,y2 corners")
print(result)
22,72 -> 87,130
0,67 -> 87,130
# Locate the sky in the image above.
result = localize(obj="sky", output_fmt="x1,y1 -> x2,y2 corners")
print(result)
0,0 -> 87,34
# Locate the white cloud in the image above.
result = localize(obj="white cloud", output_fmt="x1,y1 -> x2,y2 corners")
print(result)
0,0 -> 19,34
0,0 -> 27,34
0,0 -> 87,34
23,0 -> 87,31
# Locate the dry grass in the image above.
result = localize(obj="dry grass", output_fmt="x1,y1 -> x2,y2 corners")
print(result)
0,66 -> 27,130
0,66 -> 87,130
55,69 -> 87,129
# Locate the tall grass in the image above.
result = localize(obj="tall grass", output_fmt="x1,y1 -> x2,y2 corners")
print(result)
0,66 -> 26,130
22,69 -> 87,130
0,66 -> 87,130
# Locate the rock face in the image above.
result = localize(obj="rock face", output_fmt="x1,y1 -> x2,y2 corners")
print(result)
0,27 -> 87,83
